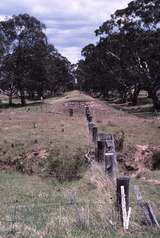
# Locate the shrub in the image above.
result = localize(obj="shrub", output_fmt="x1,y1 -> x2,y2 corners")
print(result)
45,148 -> 88,182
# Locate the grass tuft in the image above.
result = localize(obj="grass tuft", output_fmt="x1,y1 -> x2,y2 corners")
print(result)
45,148 -> 89,182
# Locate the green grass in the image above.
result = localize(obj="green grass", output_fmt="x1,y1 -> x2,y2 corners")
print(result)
0,171 -> 159,238
0,170 -> 114,237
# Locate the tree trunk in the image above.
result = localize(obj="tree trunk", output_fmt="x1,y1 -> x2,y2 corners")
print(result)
152,96 -> 160,111
104,89 -> 109,98
147,89 -> 153,99
131,85 -> 141,106
101,88 -> 109,98
37,89 -> 43,99
153,99 -> 160,111
121,91 -> 127,103
8,93 -> 13,106
28,91 -> 35,100
20,89 -> 26,106
50,90 -> 54,97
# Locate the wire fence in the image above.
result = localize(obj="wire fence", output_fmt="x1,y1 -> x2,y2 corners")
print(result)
0,201 -> 117,237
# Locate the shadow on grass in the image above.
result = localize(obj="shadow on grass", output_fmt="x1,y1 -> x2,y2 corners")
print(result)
104,97 -> 159,119
0,101 -> 42,109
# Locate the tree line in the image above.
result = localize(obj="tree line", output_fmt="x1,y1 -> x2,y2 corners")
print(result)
76,0 -> 160,110
0,14 -> 74,106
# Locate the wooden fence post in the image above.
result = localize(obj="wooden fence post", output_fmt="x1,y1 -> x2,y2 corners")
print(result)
104,152 -> 116,178
105,134 -> 114,141
87,115 -> 92,122
105,137 -> 116,154
121,186 -> 132,230
134,185 -> 160,227
69,108 -> 73,117
85,106 -> 89,111
98,133 -> 107,141
85,106 -> 90,115
86,112 -> 89,118
117,177 -> 130,219
96,140 -> 105,162
92,126 -> 98,143
88,122 -> 95,134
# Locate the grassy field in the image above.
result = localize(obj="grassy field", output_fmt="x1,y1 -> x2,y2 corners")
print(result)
0,91 -> 160,237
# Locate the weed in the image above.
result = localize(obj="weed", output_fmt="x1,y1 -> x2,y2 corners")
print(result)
45,148 -> 88,182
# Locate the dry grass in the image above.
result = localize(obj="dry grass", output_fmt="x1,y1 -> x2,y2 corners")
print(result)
0,91 -> 160,237
0,91 -> 89,174
90,99 -> 160,146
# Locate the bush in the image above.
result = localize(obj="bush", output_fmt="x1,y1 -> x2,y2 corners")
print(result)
45,148 -> 88,182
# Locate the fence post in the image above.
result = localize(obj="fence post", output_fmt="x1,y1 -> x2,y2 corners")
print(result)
96,140 -> 105,161
105,137 -> 116,154
69,108 -> 73,117
117,177 -> 130,220
87,115 -> 92,122
134,185 -> 160,227
104,152 -> 116,178
85,106 -> 90,115
92,126 -> 98,143
121,186 -> 132,230
88,122 -> 95,134
85,107 -> 90,120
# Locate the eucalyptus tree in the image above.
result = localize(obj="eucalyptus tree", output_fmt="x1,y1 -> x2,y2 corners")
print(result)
95,0 -> 160,105
0,53 -> 17,105
80,42 -> 121,98
45,44 -> 74,96
78,0 -> 160,106
0,14 -> 47,105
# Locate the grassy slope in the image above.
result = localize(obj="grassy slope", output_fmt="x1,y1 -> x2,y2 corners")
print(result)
0,91 -> 160,237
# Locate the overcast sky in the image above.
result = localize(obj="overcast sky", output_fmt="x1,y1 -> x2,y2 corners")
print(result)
0,0 -> 130,63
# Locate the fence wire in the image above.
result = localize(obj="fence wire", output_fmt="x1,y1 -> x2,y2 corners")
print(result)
0,201 -> 117,237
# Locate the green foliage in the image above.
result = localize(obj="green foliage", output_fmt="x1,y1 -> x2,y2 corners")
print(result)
0,14 -> 74,106
77,0 -> 160,108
